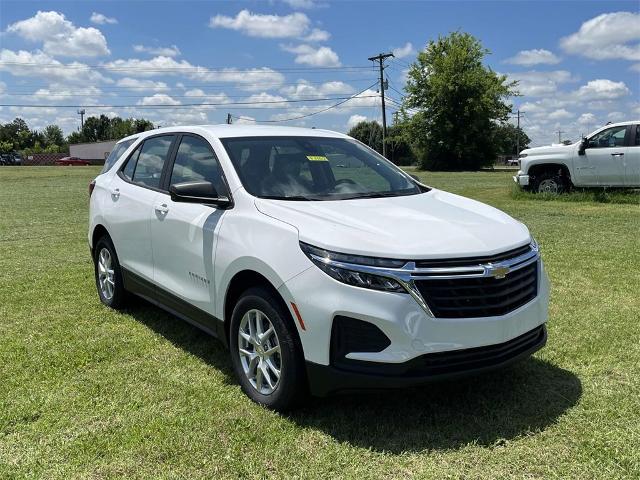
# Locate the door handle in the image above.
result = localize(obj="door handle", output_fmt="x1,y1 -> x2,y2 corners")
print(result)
611,153 -> 624,157
110,187 -> 120,198
154,203 -> 169,215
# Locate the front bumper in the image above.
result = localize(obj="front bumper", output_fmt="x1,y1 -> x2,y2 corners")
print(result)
306,324 -> 547,396
513,171 -> 530,186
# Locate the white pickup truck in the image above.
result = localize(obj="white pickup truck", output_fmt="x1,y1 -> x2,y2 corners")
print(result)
514,120 -> 640,193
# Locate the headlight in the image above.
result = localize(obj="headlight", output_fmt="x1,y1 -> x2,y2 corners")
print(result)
300,242 -> 406,293
530,236 -> 539,252
519,153 -> 528,158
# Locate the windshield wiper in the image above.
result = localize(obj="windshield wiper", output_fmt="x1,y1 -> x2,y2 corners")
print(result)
340,191 -> 408,200
260,195 -> 315,201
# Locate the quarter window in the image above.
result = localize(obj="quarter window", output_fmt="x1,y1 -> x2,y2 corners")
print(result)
588,126 -> 627,149
169,136 -> 226,194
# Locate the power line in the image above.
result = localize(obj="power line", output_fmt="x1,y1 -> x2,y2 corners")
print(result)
0,62 -> 372,74
0,94 -> 379,109
230,82 -> 378,123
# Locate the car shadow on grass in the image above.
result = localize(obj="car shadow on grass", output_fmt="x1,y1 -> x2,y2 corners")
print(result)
126,299 -> 581,454
289,358 -> 581,453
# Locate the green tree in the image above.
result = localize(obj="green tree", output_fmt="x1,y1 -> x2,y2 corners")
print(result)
404,32 -> 517,170
347,120 -> 383,154
43,125 -> 66,148
385,124 -> 415,166
81,114 -> 112,142
493,122 -> 530,157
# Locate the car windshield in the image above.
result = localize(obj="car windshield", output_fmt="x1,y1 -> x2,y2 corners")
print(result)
221,136 -> 423,200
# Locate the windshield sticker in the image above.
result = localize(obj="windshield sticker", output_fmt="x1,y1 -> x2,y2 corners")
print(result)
306,155 -> 328,162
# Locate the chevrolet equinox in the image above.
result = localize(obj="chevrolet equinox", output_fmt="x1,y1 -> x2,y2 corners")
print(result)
89,125 -> 550,410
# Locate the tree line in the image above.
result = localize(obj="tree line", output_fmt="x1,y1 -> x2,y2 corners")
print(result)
0,115 -> 155,155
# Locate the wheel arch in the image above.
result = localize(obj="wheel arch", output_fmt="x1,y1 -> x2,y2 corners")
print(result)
91,224 -> 110,257
528,163 -> 572,182
223,269 -> 301,349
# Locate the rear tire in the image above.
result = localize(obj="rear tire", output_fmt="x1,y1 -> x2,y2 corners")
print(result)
94,235 -> 128,310
229,287 -> 306,411
533,171 -> 567,194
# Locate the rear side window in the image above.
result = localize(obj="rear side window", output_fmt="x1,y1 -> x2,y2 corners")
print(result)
121,135 -> 175,189
101,138 -> 136,174
635,125 -> 640,146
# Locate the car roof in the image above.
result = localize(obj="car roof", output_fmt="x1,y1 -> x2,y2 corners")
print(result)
117,124 -> 348,143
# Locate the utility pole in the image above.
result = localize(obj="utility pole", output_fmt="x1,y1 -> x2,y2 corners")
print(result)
556,129 -> 564,143
226,113 -> 232,125
515,109 -> 523,155
77,109 -> 85,130
368,52 -> 394,158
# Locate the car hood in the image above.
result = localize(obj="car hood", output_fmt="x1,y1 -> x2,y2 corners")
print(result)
522,143 -> 577,157
254,189 -> 531,259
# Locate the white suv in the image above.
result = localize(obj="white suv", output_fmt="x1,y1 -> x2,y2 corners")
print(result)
89,125 -> 550,410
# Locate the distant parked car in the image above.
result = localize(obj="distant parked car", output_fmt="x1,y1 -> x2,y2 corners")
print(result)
11,153 -> 22,165
55,157 -> 91,166
506,158 -> 519,167
0,154 -> 10,166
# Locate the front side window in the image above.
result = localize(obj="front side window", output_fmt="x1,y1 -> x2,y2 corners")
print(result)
101,138 -> 136,174
121,135 -> 174,189
221,136 -> 421,200
588,126 -> 627,149
169,136 -> 226,194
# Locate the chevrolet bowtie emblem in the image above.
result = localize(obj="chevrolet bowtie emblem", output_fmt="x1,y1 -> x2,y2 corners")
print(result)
488,264 -> 510,279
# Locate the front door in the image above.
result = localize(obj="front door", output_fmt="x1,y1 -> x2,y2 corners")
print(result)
581,125 -> 629,186
151,134 -> 230,319
625,125 -> 640,187
105,134 -> 176,282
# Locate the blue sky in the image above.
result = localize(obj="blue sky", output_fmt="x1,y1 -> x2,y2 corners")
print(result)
0,0 -> 638,146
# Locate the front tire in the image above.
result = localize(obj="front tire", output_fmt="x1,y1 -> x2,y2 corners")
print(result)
229,287 -> 306,411
534,171 -> 567,194
94,235 -> 127,309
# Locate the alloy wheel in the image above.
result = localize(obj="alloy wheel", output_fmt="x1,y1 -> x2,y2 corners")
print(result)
238,309 -> 282,395
97,247 -> 115,300
538,178 -> 559,194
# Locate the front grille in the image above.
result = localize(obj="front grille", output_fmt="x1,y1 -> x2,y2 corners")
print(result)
415,243 -> 532,269
414,254 -> 538,318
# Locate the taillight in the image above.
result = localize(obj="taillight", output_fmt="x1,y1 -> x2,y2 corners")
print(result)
89,180 -> 96,197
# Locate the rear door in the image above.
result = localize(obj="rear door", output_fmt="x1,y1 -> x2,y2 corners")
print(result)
105,134 -> 177,282
582,125 -> 629,186
150,134 -> 231,321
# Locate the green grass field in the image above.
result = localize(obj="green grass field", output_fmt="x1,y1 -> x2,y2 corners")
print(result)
1,166 -> 639,479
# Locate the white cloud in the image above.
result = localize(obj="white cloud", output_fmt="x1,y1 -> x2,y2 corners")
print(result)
137,94 -> 181,106
7,11 -> 110,57
577,113 -> 597,125
630,63 -> 640,72
507,70 -> 577,97
133,44 -> 181,57
116,77 -> 169,92
184,89 -> 230,106
560,12 -> 640,61
243,92 -> 288,108
282,0 -> 318,8
575,79 -> 630,100
234,115 -> 256,124
304,28 -> 330,42
0,49 -> 112,85
280,80 -> 354,98
607,111 -> 625,122
548,108 -> 573,120
210,10 -> 310,38
505,49 -> 561,66
103,56 -> 285,91
281,44 -> 341,67
392,42 -> 415,59
90,12 -> 118,25
347,114 -> 367,129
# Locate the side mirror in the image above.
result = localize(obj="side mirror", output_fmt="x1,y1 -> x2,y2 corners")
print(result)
169,181 -> 232,208
578,137 -> 588,156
